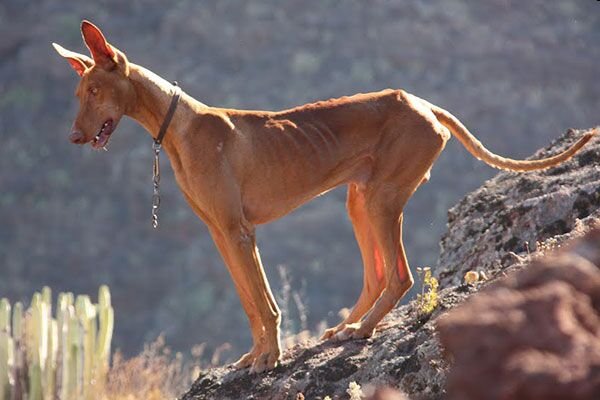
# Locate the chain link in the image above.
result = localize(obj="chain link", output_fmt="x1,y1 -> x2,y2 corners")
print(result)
149,81 -> 180,229
151,141 -> 162,228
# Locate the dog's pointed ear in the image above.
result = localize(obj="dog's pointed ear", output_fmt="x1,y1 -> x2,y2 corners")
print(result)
52,42 -> 94,76
81,20 -> 116,69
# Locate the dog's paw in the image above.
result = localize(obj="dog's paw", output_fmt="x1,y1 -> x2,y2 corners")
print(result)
235,343 -> 280,373
249,351 -> 279,374
334,322 -> 374,341
233,349 -> 259,369
320,326 -> 341,341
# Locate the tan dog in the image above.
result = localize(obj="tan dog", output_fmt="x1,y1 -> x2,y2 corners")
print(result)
54,21 -> 595,373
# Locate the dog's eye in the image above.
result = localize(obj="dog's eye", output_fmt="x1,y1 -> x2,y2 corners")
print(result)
89,87 -> 99,96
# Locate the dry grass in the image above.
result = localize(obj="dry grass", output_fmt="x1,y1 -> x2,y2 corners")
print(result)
101,336 -> 203,400
100,264 -> 318,400
277,264 -> 313,349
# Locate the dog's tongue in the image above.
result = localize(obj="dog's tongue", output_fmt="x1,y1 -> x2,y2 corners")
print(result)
91,119 -> 113,149
93,132 -> 110,149
92,130 -> 111,149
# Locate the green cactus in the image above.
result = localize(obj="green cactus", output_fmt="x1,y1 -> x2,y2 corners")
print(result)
0,298 -> 13,400
12,302 -> 22,342
41,287 -> 57,400
0,287 -> 114,400
95,285 -> 113,385
67,303 -> 81,400
76,295 -> 97,400
56,293 -> 69,399
11,302 -> 24,400
27,293 -> 45,400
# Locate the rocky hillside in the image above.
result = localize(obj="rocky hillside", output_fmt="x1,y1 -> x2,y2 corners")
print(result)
181,128 -> 599,399
437,128 -> 600,288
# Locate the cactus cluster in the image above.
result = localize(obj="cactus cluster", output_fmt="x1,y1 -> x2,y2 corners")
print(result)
0,286 -> 114,400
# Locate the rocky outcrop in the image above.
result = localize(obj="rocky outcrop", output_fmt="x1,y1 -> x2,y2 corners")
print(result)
181,128 -> 600,400
438,228 -> 600,400
181,293 -> 454,400
437,128 -> 600,288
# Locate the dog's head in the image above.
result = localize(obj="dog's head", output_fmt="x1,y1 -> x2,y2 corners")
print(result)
53,21 -> 135,149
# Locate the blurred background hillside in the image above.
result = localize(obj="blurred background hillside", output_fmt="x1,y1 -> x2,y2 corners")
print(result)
1,0 -> 598,359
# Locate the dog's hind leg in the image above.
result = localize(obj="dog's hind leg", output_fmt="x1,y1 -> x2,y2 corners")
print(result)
335,121 -> 446,340
321,183 -> 385,340
335,188 -> 414,341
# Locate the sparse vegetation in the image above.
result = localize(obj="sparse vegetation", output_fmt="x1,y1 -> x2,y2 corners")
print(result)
416,267 -> 439,316
0,287 -> 211,400
277,265 -> 312,349
104,336 -> 195,400
346,381 -> 363,400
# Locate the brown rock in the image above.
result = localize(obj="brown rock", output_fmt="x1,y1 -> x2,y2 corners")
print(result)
438,228 -> 600,400
366,387 -> 408,400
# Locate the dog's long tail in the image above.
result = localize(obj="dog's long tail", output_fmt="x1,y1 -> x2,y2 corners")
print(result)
428,103 -> 596,172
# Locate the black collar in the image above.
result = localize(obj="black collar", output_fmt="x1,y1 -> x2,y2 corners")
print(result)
154,81 -> 181,145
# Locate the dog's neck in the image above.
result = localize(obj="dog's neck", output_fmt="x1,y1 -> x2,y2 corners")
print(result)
126,63 -> 205,151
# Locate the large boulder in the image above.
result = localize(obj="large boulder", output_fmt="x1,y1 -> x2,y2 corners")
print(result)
438,228 -> 600,400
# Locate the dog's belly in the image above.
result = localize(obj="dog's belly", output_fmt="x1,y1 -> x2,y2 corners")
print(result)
243,187 -> 336,225
241,154 -> 373,225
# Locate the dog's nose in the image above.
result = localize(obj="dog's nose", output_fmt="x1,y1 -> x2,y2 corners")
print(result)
69,130 -> 86,144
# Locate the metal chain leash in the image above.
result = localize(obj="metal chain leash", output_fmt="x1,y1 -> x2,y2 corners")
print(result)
151,141 -> 162,228
149,81 -> 181,229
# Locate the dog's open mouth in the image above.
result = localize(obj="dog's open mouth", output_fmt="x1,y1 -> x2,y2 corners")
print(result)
91,119 -> 114,149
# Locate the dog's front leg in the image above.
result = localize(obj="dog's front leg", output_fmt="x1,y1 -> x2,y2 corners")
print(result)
209,219 -> 282,373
